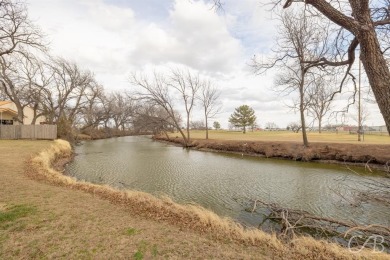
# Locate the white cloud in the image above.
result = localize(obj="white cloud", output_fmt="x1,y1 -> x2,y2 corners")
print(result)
27,0 -> 385,128
130,0 -> 243,74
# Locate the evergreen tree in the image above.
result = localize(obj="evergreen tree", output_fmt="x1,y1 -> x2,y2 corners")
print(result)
213,121 -> 221,130
228,105 -> 256,134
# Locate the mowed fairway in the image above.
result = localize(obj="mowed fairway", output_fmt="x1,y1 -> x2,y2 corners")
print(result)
175,130 -> 390,145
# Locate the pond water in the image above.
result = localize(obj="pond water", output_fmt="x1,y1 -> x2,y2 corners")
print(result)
66,136 -> 390,228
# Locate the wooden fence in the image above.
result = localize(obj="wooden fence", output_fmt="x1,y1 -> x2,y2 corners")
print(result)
0,125 -> 57,140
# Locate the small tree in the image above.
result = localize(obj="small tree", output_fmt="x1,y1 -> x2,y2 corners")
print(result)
287,122 -> 301,133
307,74 -> 335,134
169,68 -> 201,142
228,105 -> 256,134
213,121 -> 221,130
265,122 -> 278,130
198,80 -> 221,139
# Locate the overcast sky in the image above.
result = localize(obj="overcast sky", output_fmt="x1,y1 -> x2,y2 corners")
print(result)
28,0 -> 385,128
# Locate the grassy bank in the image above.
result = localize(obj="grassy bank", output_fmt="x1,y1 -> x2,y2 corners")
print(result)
161,131 -> 390,170
0,140 -> 269,259
0,140 -> 388,259
178,130 -> 390,145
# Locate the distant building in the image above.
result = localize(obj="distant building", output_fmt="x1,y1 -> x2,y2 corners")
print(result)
0,101 -> 46,125
367,125 -> 387,132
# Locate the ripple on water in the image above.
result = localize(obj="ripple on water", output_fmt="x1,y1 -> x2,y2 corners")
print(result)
66,136 -> 390,227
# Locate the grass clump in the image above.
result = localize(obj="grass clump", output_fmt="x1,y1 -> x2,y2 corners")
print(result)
133,240 -> 148,260
151,244 -> 158,257
126,227 -> 140,236
133,250 -> 143,260
0,204 -> 36,227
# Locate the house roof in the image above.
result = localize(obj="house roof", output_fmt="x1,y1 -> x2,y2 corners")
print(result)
0,101 -> 12,106
0,107 -> 18,116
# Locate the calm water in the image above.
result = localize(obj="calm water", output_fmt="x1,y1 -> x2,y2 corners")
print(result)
66,136 -> 390,228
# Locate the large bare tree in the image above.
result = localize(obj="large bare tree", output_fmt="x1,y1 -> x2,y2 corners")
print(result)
110,92 -> 135,131
0,52 -> 45,124
133,104 -> 180,137
77,83 -> 107,130
279,0 -> 390,134
0,0 -> 45,57
169,69 -> 201,142
131,72 -> 190,145
254,11 -> 330,146
38,58 -> 96,125
0,0 -> 46,123
212,0 -> 390,134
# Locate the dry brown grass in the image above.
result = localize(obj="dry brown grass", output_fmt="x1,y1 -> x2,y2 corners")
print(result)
181,130 -> 390,145
20,139 -> 389,259
0,140 -> 271,259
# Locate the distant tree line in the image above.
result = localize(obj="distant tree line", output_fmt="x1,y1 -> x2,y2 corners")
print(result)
0,0 -> 223,142
0,1 -> 138,140
131,68 -> 221,146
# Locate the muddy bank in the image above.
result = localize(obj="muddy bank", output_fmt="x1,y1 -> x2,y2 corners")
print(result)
154,136 -> 390,172
76,130 -> 150,141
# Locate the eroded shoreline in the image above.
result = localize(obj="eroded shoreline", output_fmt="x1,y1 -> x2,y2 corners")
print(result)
154,135 -> 390,173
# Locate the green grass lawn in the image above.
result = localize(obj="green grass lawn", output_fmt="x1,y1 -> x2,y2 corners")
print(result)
171,130 -> 390,145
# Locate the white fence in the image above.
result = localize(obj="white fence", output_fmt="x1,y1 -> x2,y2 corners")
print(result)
0,125 -> 57,140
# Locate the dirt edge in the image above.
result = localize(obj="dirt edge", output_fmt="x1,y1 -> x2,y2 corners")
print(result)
154,136 -> 390,173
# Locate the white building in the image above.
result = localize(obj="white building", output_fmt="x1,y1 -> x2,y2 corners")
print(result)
0,101 -> 46,125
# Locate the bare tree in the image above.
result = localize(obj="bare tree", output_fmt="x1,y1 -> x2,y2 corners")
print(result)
0,0 -> 46,123
277,0 -> 390,135
211,0 -> 390,134
265,121 -> 278,130
0,52 -> 42,124
169,69 -> 201,141
350,103 -> 370,131
77,84 -> 107,130
287,122 -> 302,133
44,57 -> 96,124
131,72 -> 190,145
190,120 -> 205,130
110,92 -> 135,131
24,56 -> 53,124
0,0 -> 45,57
254,11 -> 330,146
307,74 -> 336,133
197,80 -> 221,139
133,103 -> 181,137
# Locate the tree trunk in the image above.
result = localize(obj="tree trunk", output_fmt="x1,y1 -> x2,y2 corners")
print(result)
303,0 -> 390,135
243,126 -> 246,134
205,109 -> 208,139
179,127 -> 188,146
163,130 -> 170,140
358,30 -> 390,135
186,114 -> 190,141
299,77 -> 309,147
318,116 -> 322,134
300,105 -> 309,147
14,101 -> 24,125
